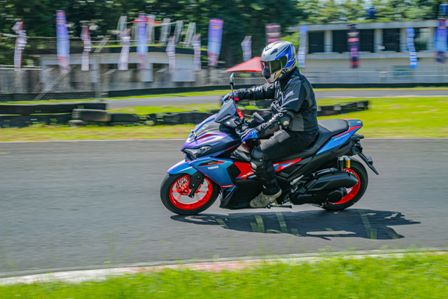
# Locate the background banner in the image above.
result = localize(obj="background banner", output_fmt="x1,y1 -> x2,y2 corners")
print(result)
80,25 -> 91,71
241,36 -> 252,61
160,18 -> 171,45
348,24 -> 360,68
117,16 -> 130,70
192,34 -> 201,71
183,22 -> 196,47
207,19 -> 223,67
12,21 -> 26,70
266,24 -> 281,44
435,18 -> 447,63
136,13 -> 148,69
166,36 -> 176,73
56,10 -> 70,74
406,27 -> 418,69
298,25 -> 307,68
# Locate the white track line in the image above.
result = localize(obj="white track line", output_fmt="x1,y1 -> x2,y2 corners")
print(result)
0,248 -> 446,285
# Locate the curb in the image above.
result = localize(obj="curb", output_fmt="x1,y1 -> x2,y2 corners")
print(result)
1,248 -> 446,285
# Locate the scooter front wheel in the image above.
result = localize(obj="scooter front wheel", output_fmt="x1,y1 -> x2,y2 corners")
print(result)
160,174 -> 219,215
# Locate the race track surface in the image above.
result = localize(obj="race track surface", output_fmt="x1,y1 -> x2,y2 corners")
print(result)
108,89 -> 448,107
0,139 -> 447,276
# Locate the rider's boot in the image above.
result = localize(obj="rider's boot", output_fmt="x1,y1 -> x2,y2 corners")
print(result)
250,158 -> 282,208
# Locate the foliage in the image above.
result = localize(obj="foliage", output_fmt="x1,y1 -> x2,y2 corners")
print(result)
0,0 -> 445,65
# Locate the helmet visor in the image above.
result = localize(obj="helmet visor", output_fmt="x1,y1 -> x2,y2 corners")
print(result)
261,56 -> 288,75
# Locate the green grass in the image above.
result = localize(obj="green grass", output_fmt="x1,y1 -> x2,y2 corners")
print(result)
0,96 -> 447,141
1,253 -> 447,298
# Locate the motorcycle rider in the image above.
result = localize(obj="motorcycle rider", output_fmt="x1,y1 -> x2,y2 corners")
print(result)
222,41 -> 318,208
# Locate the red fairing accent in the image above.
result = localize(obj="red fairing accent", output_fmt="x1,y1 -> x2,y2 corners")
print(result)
236,108 -> 244,119
235,161 -> 254,179
274,157 -> 302,172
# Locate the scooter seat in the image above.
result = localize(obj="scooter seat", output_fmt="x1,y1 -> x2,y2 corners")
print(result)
274,120 -> 349,162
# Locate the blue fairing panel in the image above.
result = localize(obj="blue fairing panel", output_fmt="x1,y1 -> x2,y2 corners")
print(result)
167,160 -> 197,175
189,157 -> 235,187
317,120 -> 363,155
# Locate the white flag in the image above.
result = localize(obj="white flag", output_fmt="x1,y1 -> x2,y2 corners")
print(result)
12,21 -> 26,70
80,25 -> 91,71
117,16 -> 130,70
192,34 -> 201,71
166,36 -> 176,73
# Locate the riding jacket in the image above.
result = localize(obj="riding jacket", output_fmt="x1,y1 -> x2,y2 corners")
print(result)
235,68 -> 318,137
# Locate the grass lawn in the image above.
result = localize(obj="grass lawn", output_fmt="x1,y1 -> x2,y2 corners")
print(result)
1,253 -> 447,298
0,96 -> 447,142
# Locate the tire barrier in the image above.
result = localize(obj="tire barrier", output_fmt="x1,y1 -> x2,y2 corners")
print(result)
0,103 -> 106,116
72,109 -> 111,123
0,101 -> 369,128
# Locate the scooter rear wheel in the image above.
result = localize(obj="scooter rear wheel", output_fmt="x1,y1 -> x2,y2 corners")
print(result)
322,159 -> 368,211
160,174 -> 219,215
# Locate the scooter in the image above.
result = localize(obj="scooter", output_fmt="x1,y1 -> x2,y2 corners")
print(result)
160,74 -> 379,215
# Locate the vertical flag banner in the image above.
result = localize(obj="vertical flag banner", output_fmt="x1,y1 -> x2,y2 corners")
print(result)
266,24 -> 281,44
183,22 -> 196,47
348,24 -> 360,68
241,36 -> 252,61
118,16 -> 130,70
136,13 -> 148,69
435,18 -> 447,63
147,14 -> 155,44
160,18 -> 171,45
406,27 -> 418,69
298,25 -> 307,68
192,34 -> 201,71
80,25 -> 91,71
166,36 -> 176,73
56,10 -> 70,74
207,19 -> 223,67
12,21 -> 27,70
174,20 -> 183,43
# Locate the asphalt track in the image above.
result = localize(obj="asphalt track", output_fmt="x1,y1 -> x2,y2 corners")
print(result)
108,89 -> 448,108
0,139 -> 447,276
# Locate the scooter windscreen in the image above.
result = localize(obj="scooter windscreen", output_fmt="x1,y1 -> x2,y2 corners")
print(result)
215,100 -> 237,123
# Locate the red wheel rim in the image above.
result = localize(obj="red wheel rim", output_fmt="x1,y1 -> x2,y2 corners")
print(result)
333,168 -> 361,205
168,175 -> 214,211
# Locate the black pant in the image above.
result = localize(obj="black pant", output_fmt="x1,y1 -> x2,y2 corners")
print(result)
251,130 -> 317,194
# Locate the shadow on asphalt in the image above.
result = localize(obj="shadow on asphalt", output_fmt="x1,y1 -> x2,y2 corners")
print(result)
171,209 -> 420,240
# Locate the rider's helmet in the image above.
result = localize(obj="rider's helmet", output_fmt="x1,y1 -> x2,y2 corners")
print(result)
261,41 -> 296,82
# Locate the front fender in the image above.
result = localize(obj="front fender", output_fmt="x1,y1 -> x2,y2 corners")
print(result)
167,160 -> 197,175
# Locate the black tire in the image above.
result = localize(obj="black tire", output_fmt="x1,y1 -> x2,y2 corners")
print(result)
322,159 -> 368,211
160,174 -> 220,215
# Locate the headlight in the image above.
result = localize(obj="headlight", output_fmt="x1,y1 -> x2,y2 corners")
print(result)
183,146 -> 212,160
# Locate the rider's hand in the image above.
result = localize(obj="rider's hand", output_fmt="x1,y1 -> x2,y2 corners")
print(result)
239,128 -> 259,142
221,92 -> 240,103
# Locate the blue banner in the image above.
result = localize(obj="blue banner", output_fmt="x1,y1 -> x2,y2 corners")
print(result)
207,19 -> 223,67
435,18 -> 447,63
56,10 -> 70,73
298,25 -> 307,68
406,27 -> 418,69
136,13 -> 148,69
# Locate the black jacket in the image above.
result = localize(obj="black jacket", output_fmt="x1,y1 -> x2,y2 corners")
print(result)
236,68 -> 318,135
